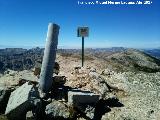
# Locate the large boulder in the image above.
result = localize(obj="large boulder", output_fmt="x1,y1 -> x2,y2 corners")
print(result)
5,82 -> 40,120
45,100 -> 71,119
0,86 -> 12,113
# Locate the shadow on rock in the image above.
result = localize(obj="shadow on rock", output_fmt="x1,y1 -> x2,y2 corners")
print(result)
94,97 -> 124,120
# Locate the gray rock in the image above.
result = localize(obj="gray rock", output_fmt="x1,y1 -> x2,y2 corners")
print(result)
89,71 -> 99,79
101,68 -> 114,75
5,82 -> 40,120
90,68 -> 96,72
26,111 -> 35,120
45,100 -> 70,119
0,86 -> 12,113
85,105 -> 95,119
89,72 -> 110,97
77,104 -> 95,119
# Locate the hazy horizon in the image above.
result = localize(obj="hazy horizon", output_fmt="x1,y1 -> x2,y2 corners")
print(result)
0,44 -> 159,50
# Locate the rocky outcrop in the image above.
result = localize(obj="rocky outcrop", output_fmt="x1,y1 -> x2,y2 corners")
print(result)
101,71 -> 160,120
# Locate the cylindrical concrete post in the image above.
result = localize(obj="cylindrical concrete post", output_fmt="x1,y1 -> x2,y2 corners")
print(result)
39,23 -> 60,93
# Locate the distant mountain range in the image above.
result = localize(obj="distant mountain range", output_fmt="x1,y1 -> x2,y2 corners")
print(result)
0,47 -> 159,73
141,49 -> 160,59
0,46 -> 159,58
0,47 -> 44,72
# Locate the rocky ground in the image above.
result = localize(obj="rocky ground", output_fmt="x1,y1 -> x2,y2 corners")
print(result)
0,49 -> 160,120
101,72 -> 160,120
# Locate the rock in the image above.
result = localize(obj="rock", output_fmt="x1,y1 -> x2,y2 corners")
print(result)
26,111 -> 35,120
86,66 -> 91,69
21,71 -> 38,83
85,105 -> 95,119
4,70 -> 10,74
74,66 -> 81,70
18,78 -> 38,86
78,67 -> 87,74
88,72 -> 110,97
18,78 -> 28,86
53,75 -> 66,86
33,67 -> 41,76
77,104 -> 95,119
68,90 -> 100,105
45,100 -> 71,119
34,62 -> 60,76
90,68 -> 96,72
89,71 -> 100,79
91,78 -> 110,95
101,68 -> 114,75
77,117 -> 87,120
0,86 -> 12,113
5,82 -> 40,120
34,60 -> 42,76
53,62 -> 60,75
9,71 -> 16,76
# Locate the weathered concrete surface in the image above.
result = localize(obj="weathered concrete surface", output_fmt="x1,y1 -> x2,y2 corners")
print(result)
0,86 -> 12,113
5,82 -> 40,120
68,90 -> 100,105
39,23 -> 60,93
68,90 -> 100,119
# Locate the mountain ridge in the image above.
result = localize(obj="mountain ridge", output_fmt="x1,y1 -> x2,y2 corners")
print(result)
0,47 -> 160,73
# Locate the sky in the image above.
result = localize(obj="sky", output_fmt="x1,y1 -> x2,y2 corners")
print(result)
0,0 -> 160,49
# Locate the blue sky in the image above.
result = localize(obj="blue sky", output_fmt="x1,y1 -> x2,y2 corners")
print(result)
0,0 -> 160,48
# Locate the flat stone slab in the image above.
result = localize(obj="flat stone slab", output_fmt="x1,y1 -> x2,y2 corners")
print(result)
5,82 -> 39,120
68,89 -> 100,105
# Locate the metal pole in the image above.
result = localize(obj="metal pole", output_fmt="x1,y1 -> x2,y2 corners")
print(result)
39,23 -> 60,93
82,36 -> 84,67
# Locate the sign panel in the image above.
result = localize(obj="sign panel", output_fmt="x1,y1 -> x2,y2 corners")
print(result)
77,27 -> 89,37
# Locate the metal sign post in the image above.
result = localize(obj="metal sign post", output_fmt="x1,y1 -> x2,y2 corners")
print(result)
77,27 -> 89,67
82,36 -> 84,67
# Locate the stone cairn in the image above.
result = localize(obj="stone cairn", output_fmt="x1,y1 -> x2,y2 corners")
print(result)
2,23 -> 100,120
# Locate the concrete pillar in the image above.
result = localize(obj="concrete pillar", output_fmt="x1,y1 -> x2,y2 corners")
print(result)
39,23 -> 60,93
